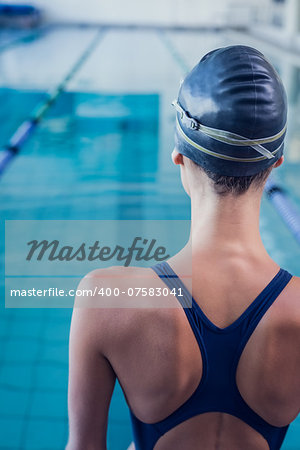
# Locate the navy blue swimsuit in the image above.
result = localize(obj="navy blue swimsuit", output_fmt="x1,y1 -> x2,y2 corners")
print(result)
129,261 -> 293,450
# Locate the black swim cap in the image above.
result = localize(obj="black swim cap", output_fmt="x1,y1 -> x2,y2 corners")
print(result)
174,45 -> 287,176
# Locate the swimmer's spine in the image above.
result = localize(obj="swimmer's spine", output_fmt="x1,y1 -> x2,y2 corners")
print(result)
0,28 -> 103,176
265,178 -> 300,245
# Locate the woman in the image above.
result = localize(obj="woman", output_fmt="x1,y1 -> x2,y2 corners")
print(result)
66,45 -> 300,450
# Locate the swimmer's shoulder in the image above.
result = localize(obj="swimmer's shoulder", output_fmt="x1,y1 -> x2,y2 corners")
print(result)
72,266 -> 179,352
270,274 -> 300,327
262,274 -> 300,383
261,273 -> 300,352
262,274 -> 300,419
77,265 -> 162,299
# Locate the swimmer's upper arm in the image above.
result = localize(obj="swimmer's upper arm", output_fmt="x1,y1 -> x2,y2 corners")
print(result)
66,305 -> 116,450
273,275 -> 300,419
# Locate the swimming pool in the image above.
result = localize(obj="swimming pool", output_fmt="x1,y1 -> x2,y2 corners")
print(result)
0,26 -> 299,449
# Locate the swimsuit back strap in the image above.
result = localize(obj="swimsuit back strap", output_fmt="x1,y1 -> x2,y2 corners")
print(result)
233,268 -> 293,366
151,261 -> 204,342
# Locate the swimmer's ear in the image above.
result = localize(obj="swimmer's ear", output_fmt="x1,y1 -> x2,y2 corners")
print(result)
273,155 -> 284,168
172,149 -> 184,166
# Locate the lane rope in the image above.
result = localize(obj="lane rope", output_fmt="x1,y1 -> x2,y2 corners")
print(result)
0,27 -> 104,176
265,177 -> 300,245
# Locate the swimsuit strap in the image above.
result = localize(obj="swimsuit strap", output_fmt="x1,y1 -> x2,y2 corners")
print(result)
152,261 -> 293,336
232,266 -> 293,368
151,261 -> 204,346
147,261 -> 293,450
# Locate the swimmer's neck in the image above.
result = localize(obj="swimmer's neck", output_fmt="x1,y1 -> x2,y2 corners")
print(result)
187,187 -> 268,257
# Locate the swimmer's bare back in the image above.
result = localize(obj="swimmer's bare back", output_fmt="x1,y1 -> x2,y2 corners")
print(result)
66,254 -> 300,450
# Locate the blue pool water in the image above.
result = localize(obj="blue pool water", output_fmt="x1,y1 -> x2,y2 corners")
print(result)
0,26 -> 300,449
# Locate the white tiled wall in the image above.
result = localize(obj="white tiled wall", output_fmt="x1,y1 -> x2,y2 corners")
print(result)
8,0 -> 262,27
